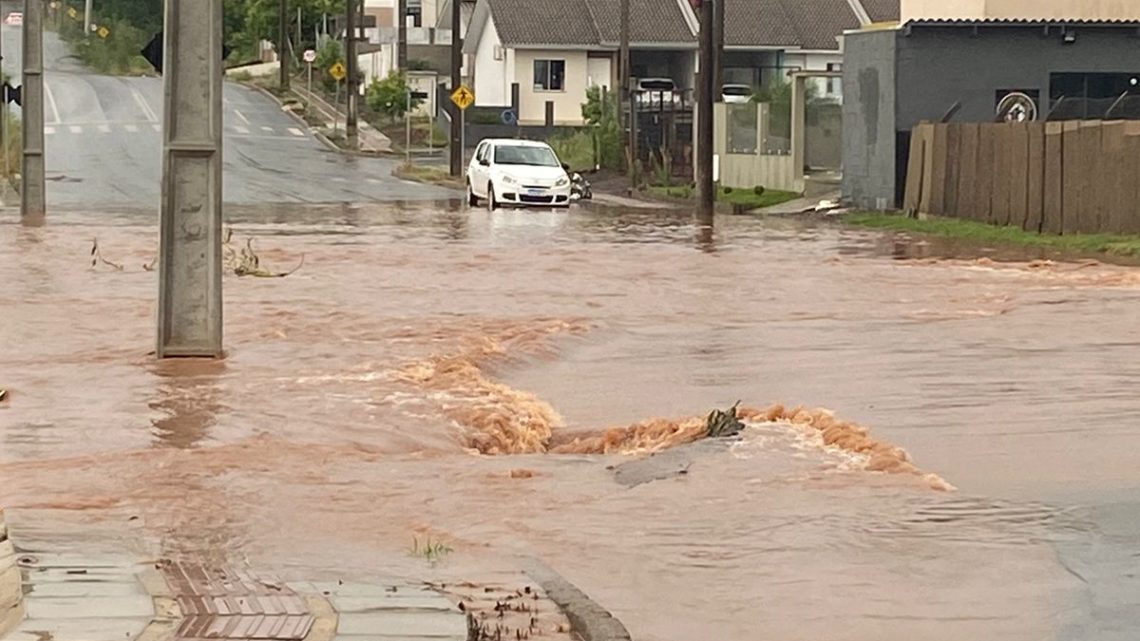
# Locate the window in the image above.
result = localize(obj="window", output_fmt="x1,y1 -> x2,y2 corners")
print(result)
534,60 -> 566,91
493,145 -> 561,167
1050,72 -> 1140,119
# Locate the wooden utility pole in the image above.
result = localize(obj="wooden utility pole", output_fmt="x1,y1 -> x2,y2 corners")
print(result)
448,0 -> 462,176
696,0 -> 715,224
620,0 -> 632,185
157,0 -> 224,357
278,0 -> 290,89
345,0 -> 358,147
397,0 -> 408,70
713,0 -> 724,99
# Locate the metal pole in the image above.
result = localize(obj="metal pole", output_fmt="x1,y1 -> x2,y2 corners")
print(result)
21,0 -> 45,220
696,0 -> 715,224
448,0 -> 462,176
157,0 -> 224,357
297,6 -> 302,52
345,0 -> 358,147
334,79 -> 341,134
278,0 -> 290,89
405,88 -> 411,166
620,0 -> 630,178
84,0 -> 92,34
306,61 -> 312,110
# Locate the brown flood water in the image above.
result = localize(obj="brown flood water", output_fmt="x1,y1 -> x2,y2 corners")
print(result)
3,204 -> 1140,641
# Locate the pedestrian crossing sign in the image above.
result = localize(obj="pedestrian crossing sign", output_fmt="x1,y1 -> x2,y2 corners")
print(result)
450,85 -> 474,111
98,26 -> 110,39
329,62 -> 347,82
67,6 -> 77,19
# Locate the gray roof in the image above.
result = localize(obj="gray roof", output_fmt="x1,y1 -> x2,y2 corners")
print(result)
858,0 -> 900,23
726,0 -> 861,50
585,0 -> 697,45
473,0 -> 695,48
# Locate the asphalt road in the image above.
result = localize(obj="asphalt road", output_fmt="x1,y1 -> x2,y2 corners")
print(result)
0,23 -> 455,209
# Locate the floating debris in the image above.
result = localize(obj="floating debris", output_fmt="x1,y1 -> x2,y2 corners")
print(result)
706,401 -> 745,438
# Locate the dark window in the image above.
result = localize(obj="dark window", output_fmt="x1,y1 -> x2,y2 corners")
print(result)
1049,72 -> 1140,119
534,60 -> 566,91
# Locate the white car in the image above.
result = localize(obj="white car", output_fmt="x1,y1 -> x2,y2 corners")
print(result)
4,12 -> 22,26
467,139 -> 572,209
722,84 -> 753,104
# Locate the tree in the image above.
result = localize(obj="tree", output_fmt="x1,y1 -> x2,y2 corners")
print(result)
365,72 -> 422,123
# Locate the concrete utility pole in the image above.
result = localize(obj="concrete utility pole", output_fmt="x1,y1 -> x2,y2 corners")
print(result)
21,0 -> 45,220
713,0 -> 724,100
156,0 -> 224,358
278,0 -> 290,89
448,0 -> 462,176
397,0 -> 408,70
345,0 -> 358,147
84,0 -> 92,34
619,0 -> 631,179
695,0 -> 715,224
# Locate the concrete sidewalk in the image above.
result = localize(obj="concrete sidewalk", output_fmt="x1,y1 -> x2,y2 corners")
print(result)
291,84 -> 393,154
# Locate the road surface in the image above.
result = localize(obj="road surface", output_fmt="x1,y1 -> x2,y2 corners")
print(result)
0,24 -> 454,208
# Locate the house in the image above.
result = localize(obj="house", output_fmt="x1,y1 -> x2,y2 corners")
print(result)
842,0 -> 1140,209
463,0 -> 886,127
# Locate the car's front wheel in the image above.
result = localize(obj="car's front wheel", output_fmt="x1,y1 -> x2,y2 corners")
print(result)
466,181 -> 479,206
487,184 -> 499,211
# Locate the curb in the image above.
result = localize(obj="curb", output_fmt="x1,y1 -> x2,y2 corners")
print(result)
522,557 -> 631,641
0,509 -> 23,639
247,84 -> 393,159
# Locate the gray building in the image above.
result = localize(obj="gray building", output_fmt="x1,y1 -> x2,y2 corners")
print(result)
842,20 -> 1140,209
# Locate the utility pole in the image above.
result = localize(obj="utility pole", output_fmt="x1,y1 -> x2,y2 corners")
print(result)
156,0 -> 224,357
713,0 -> 724,99
448,0 -> 462,176
84,0 -> 92,34
278,0 -> 290,89
345,0 -> 358,147
21,0 -> 45,220
397,0 -> 408,70
695,0 -> 714,224
619,0 -> 631,183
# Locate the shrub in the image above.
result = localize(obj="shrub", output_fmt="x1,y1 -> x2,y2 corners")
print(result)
753,185 -> 765,196
365,72 -> 423,123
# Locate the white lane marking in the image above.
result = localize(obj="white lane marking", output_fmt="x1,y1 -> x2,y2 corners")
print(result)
234,125 -> 250,134
44,126 -> 56,135
260,126 -> 274,133
69,125 -> 82,134
331,177 -> 347,183
152,124 -> 162,132
44,81 -> 62,124
98,124 -> 111,133
234,109 -> 250,125
129,84 -> 159,122
367,178 -> 383,184
125,124 -> 139,133
288,127 -> 304,137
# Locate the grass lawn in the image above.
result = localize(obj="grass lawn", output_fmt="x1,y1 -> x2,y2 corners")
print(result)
393,163 -> 465,190
647,185 -> 801,210
845,212 -> 1140,258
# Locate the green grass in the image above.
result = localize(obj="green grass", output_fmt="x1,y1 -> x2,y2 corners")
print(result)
409,536 -> 453,565
846,212 -> 1140,257
647,185 -> 801,210
393,162 -> 465,189
549,130 -> 597,173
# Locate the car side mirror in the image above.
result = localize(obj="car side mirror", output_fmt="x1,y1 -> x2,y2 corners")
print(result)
561,163 -> 570,171
480,158 -> 490,166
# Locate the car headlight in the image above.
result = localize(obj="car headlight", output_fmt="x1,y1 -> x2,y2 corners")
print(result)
555,177 -> 569,187
501,175 -> 518,185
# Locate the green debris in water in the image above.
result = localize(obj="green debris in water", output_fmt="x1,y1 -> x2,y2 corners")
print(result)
706,401 -> 745,438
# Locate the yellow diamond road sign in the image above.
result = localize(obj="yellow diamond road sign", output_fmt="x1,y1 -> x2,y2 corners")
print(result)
97,26 -> 110,39
328,62 -> 346,82
67,6 -> 77,18
450,85 -> 474,111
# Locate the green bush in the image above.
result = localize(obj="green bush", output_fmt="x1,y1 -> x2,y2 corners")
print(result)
723,186 -> 733,194
64,18 -> 151,75
549,130 -> 595,172
365,72 -> 423,124
581,85 -> 622,170
753,185 -> 765,196
315,39 -> 344,92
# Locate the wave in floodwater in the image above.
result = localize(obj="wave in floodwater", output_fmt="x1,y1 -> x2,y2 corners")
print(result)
391,317 -> 954,491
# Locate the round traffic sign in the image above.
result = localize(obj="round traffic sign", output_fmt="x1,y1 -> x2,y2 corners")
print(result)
303,49 -> 316,64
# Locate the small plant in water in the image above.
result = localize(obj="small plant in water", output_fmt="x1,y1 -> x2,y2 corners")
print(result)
410,536 -> 453,564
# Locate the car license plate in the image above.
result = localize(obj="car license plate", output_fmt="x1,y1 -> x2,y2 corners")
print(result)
526,189 -> 544,196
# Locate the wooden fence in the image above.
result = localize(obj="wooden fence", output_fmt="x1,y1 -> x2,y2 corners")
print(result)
904,120 -> 1140,235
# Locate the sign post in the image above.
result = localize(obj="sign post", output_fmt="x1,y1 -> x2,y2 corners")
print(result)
303,49 -> 316,111
450,84 -> 474,169
329,61 -> 347,136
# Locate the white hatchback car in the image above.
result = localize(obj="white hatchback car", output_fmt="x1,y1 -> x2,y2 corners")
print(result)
467,139 -> 572,209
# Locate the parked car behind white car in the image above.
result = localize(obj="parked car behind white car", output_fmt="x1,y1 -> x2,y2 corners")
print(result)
4,12 -> 22,26
722,84 -> 753,104
467,139 -> 572,209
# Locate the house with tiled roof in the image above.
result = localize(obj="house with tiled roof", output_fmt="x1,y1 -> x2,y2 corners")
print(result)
464,0 -> 890,126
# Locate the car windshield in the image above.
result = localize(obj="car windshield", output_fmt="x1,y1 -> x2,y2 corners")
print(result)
493,145 -> 560,167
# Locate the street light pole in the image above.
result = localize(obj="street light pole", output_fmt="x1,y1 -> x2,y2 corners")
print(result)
345,0 -> 358,147
278,0 -> 290,89
21,0 -> 45,221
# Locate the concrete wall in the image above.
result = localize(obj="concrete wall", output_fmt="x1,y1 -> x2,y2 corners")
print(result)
515,49 -> 591,126
842,28 -> 897,209
895,25 -> 1140,132
903,0 -> 1140,22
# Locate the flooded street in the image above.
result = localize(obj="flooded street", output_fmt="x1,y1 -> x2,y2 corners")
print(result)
3,203 -> 1140,640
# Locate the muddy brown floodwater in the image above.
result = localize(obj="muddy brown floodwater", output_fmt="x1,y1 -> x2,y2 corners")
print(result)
3,204 -> 1140,641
